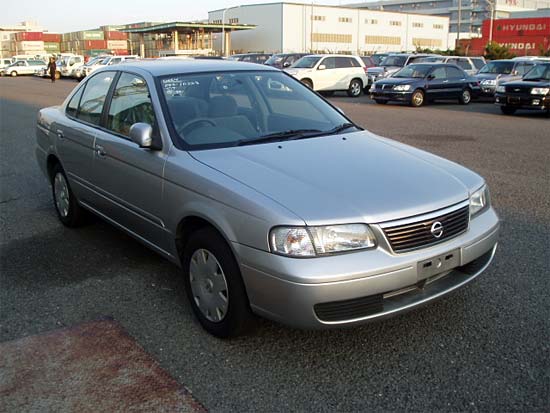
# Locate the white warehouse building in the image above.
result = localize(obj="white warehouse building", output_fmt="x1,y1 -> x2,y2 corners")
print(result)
208,2 -> 450,55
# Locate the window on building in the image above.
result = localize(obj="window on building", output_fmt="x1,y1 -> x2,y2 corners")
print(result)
412,22 -> 424,28
311,15 -> 326,21
339,17 -> 352,23
228,18 -> 239,24
365,35 -> 401,45
212,19 -> 222,24
311,33 -> 352,43
389,21 -> 402,26
365,19 -> 378,24
412,38 -> 442,48
433,24 -> 444,30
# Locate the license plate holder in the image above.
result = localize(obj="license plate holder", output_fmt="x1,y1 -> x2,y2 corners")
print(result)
508,96 -> 520,105
417,249 -> 460,280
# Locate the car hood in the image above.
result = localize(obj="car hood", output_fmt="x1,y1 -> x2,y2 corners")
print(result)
375,77 -> 419,86
500,79 -> 550,88
285,67 -> 313,75
190,131 -> 478,225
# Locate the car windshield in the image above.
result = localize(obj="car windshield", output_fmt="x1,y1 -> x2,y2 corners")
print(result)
392,64 -> 432,78
160,71 -> 354,150
371,55 -> 386,65
85,57 -> 102,66
292,56 -> 321,68
523,64 -> 550,81
380,56 -> 407,67
479,61 -> 514,74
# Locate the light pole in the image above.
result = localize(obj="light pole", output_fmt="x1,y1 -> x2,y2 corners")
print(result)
221,8 -> 228,56
487,0 -> 495,43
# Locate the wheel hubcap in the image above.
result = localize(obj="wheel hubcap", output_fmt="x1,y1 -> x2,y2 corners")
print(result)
189,249 -> 229,323
413,92 -> 423,105
463,91 -> 470,103
351,82 -> 360,95
54,173 -> 70,217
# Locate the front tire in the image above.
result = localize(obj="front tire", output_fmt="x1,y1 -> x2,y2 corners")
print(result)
10,71 -> 17,77
459,88 -> 472,105
500,106 -> 516,115
51,164 -> 86,227
183,227 -> 254,338
347,79 -> 363,97
410,89 -> 425,107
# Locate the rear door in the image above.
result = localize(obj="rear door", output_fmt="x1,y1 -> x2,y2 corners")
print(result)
445,66 -> 467,97
91,71 -> 170,252
56,71 -> 116,203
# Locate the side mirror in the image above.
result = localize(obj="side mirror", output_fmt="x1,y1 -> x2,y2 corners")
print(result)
129,123 -> 154,148
427,74 -> 435,80
511,69 -> 519,76
283,61 -> 291,68
318,64 -> 326,71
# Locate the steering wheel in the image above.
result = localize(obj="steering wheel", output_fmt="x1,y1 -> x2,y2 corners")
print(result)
177,118 -> 216,136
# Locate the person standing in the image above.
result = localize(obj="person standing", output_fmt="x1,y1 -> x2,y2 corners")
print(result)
47,57 -> 56,83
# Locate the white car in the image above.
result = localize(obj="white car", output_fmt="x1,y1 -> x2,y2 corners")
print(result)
83,55 -> 140,77
0,58 -> 12,69
1,60 -> 46,77
285,54 -> 369,97
59,55 -> 85,78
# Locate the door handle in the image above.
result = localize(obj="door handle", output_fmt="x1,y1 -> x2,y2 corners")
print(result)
95,145 -> 106,158
443,80 -> 449,83
56,129 -> 64,139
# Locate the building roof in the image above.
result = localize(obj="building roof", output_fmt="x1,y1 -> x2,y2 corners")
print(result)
121,21 -> 255,34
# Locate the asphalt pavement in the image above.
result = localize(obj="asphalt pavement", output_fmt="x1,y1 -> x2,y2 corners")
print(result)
1,76 -> 548,412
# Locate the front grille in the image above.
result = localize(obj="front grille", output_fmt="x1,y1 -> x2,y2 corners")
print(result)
314,294 -> 383,322
505,86 -> 529,94
382,205 -> 470,253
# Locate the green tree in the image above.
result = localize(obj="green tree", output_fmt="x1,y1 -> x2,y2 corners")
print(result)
484,42 -> 515,60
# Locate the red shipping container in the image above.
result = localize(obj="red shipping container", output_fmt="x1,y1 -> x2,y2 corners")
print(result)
105,31 -> 128,40
43,33 -> 62,42
113,49 -> 129,56
84,40 -> 108,49
15,31 -> 43,41
482,17 -> 550,39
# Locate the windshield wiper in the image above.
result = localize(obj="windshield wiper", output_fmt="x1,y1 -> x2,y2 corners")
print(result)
235,129 -> 322,146
289,122 -> 358,140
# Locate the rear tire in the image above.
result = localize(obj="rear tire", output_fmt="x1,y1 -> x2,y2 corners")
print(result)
182,227 -> 255,338
459,88 -> 472,105
347,79 -> 363,97
500,106 -> 516,115
410,89 -> 425,107
301,79 -> 313,89
51,164 -> 86,227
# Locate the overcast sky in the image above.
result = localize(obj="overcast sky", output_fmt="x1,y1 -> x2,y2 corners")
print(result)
1,0 -> 368,33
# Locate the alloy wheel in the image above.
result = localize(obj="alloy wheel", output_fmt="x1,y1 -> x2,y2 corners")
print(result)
54,173 -> 70,217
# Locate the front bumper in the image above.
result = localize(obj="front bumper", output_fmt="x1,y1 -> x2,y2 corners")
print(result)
495,93 -> 550,111
480,84 -> 496,96
236,207 -> 499,328
370,90 -> 412,102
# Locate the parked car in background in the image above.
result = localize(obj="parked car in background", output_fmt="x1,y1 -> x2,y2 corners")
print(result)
286,54 -> 368,97
71,55 -> 109,80
82,55 -> 139,77
36,60 -> 499,337
367,53 -> 439,86
475,58 -> 541,96
360,55 -> 377,68
0,58 -> 12,69
369,63 -> 480,107
227,53 -> 272,64
1,60 -> 46,77
265,53 -> 310,69
370,53 -> 389,66
58,54 -> 84,78
495,62 -> 550,116
417,56 -> 485,75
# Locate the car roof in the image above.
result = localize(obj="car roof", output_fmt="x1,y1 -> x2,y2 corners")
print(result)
113,59 -> 280,76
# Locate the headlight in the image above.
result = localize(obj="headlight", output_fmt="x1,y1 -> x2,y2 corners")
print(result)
270,224 -> 376,257
496,86 -> 506,93
481,79 -> 496,86
470,185 -> 490,218
531,87 -> 549,95
393,84 -> 411,91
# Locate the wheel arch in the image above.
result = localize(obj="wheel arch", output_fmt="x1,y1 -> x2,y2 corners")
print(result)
46,154 -> 62,181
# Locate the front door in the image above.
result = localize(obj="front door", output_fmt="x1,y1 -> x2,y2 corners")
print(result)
425,67 -> 449,100
91,71 -> 170,253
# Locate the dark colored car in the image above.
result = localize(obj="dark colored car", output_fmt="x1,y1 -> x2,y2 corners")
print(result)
369,63 -> 480,107
495,62 -> 550,116
371,53 -> 388,66
227,53 -> 272,64
360,56 -> 376,68
475,59 -> 539,96
265,53 -> 310,69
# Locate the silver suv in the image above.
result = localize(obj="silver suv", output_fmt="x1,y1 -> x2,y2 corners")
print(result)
36,60 -> 499,337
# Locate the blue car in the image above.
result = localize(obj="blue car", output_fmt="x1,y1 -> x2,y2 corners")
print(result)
369,63 -> 481,107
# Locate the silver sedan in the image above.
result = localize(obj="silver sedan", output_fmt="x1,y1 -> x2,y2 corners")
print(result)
36,60 -> 499,337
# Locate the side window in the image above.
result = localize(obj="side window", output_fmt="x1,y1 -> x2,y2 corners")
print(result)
66,86 -> 84,118
516,63 -> 533,75
107,72 -> 157,137
431,67 -> 447,79
321,57 -> 336,69
77,71 -> 115,126
446,66 -> 465,79
456,59 -> 472,70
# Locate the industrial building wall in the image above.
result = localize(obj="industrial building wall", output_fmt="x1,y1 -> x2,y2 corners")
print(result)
208,4 -> 283,53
